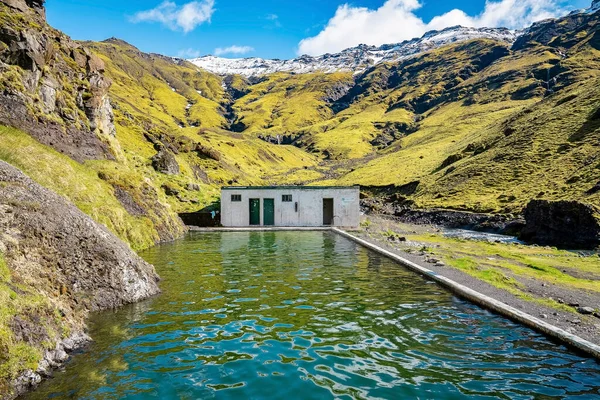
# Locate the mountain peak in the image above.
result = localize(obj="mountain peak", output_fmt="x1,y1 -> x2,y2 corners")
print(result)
189,26 -> 517,77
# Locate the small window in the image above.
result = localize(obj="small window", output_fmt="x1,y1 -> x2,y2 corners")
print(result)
282,194 -> 292,202
231,194 -> 242,202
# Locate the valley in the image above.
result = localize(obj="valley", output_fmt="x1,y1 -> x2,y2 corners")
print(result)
0,0 -> 599,397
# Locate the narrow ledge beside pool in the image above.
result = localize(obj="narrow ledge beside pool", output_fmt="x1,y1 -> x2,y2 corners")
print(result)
24,231 -> 600,399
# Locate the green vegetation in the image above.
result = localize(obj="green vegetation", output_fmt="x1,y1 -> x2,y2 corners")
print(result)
232,72 -> 353,139
81,18 -> 599,215
362,217 -> 599,313
413,233 -> 598,311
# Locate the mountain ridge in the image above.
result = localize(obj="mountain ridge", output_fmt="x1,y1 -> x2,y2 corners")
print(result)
189,26 -> 517,77
188,1 -> 600,78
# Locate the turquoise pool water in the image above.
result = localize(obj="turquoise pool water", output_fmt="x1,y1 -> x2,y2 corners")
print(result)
25,232 -> 600,399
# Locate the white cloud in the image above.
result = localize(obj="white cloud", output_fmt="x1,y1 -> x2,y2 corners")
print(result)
298,0 -> 565,56
266,14 -> 279,20
177,48 -> 202,58
131,0 -> 215,33
214,45 -> 254,56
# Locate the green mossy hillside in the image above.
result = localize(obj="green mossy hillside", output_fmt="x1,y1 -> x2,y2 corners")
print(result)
86,39 -> 228,131
337,12 -> 600,212
231,72 -> 353,138
85,41 -> 320,215
0,125 -> 184,251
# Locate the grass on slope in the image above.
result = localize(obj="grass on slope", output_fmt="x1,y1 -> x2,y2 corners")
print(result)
305,104 -> 414,159
337,99 -> 534,188
87,41 -> 321,210
414,78 -> 600,212
232,72 -> 353,137
336,34 -> 600,212
300,40 -> 515,159
88,40 -> 227,131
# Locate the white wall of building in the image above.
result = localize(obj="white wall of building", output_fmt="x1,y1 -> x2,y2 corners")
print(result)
221,187 -> 360,227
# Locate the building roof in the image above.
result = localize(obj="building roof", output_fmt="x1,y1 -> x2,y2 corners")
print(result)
222,185 -> 359,191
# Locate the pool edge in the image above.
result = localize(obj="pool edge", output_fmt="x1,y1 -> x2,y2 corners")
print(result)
332,228 -> 600,361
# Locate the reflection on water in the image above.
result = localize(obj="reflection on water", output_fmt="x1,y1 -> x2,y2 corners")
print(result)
25,232 -> 600,399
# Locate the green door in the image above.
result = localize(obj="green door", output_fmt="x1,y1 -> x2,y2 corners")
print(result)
249,199 -> 260,225
263,198 -> 275,226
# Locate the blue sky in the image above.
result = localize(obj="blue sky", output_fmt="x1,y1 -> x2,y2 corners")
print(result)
46,0 -> 591,59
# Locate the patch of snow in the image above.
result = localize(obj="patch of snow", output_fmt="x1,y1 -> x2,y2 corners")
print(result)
568,0 -> 599,15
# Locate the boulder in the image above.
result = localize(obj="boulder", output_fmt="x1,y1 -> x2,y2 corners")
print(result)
520,200 -> 600,249
577,306 -> 595,315
161,184 -> 180,196
152,149 -> 180,175
2,0 -> 45,18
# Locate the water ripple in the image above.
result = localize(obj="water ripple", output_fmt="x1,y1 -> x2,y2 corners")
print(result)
25,231 -> 600,400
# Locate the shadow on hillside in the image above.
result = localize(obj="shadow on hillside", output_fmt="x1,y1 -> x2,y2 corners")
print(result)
569,106 -> 600,142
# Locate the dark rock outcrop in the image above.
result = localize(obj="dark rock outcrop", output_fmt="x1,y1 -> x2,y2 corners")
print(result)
360,187 -> 524,235
520,200 -> 600,249
152,149 -> 180,175
394,208 -> 522,234
0,161 -> 160,397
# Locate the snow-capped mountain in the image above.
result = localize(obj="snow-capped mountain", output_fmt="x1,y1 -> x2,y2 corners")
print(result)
569,0 -> 600,15
188,26 -> 518,77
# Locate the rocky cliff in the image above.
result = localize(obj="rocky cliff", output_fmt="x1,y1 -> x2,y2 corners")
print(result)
520,200 -> 600,248
0,0 -> 117,161
0,160 -> 160,398
0,0 -> 188,249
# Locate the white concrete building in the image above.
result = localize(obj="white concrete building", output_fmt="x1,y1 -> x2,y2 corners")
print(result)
220,186 -> 360,228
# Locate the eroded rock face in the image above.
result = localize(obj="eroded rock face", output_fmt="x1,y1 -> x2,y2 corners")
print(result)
152,149 -> 180,175
520,200 -> 600,249
0,161 -> 160,397
0,0 -> 117,160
